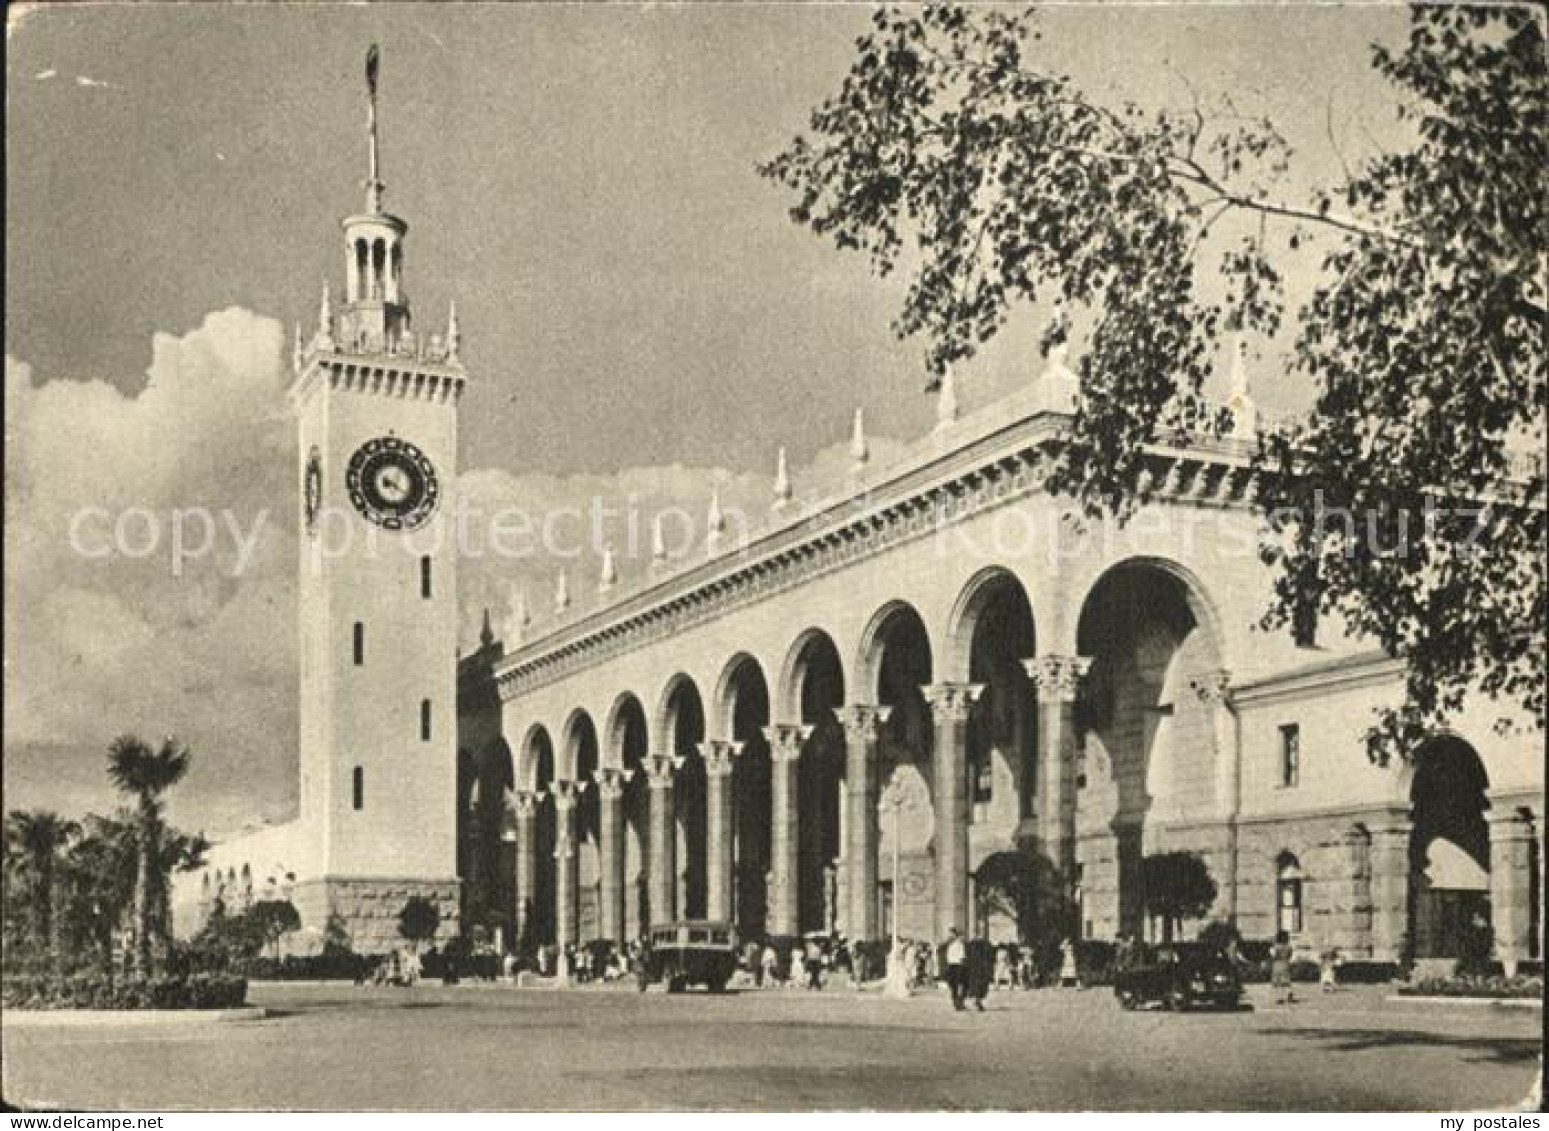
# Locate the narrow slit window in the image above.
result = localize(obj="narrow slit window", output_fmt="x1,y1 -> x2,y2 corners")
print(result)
420,699 -> 432,742
353,622 -> 365,666
352,766 -> 364,811
420,555 -> 432,600
1279,723 -> 1301,788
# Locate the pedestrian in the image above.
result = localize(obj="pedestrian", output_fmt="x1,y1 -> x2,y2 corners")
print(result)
1319,946 -> 1339,993
1059,938 -> 1079,988
1271,930 -> 1295,1005
636,938 -> 653,992
805,937 -> 824,990
943,927 -> 968,1010
993,944 -> 1013,990
761,941 -> 780,988
966,935 -> 994,1011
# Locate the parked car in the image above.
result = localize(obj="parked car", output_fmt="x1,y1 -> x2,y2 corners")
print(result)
646,920 -> 739,992
1113,942 -> 1243,1011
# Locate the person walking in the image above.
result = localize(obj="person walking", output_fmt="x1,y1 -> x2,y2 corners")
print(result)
761,941 -> 781,989
943,927 -> 968,1011
1319,946 -> 1340,993
1271,930 -> 1295,1005
1059,938 -> 1080,988
966,935 -> 994,1011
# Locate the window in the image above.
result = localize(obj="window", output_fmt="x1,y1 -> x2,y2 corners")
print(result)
353,622 -> 365,666
352,766 -> 364,811
420,698 -> 432,742
420,555 -> 432,600
1279,723 -> 1301,788
1277,854 -> 1303,934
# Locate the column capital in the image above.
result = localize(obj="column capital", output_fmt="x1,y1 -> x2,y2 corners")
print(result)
763,723 -> 813,763
643,753 -> 678,788
510,789 -> 541,819
699,739 -> 744,777
1023,655 -> 1092,703
551,779 -> 585,811
1188,668 -> 1235,706
595,766 -> 632,800
921,681 -> 984,722
833,703 -> 893,742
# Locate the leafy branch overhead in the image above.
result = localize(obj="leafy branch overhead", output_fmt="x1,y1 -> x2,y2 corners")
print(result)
761,5 -> 1546,760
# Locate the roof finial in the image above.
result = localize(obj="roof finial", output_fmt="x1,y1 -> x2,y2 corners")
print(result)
554,570 -> 571,613
651,512 -> 669,568
446,301 -> 461,363
707,486 -> 726,554
364,45 -> 383,213
292,322 -> 304,373
598,545 -> 617,593
316,281 -> 335,350
935,363 -> 959,433
850,408 -> 869,470
772,447 -> 792,513
479,608 -> 495,649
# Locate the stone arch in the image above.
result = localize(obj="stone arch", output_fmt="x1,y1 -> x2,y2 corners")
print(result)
719,654 -> 774,936
558,708 -> 599,784
949,567 -> 1038,829
1074,558 -> 1227,940
859,601 -> 936,939
713,652 -> 763,739
785,630 -> 846,935
604,692 -> 650,769
604,692 -> 651,938
465,737 -> 515,935
517,724 -> 555,793
660,675 -> 708,919
777,628 -> 848,725
1409,734 -> 1491,962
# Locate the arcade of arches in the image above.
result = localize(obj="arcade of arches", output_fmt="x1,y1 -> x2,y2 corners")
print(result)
460,564 -> 1543,974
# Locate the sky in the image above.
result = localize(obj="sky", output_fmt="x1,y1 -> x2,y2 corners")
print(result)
5,2 -> 1413,836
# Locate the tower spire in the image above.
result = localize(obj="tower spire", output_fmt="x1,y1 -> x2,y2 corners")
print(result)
364,45 -> 383,214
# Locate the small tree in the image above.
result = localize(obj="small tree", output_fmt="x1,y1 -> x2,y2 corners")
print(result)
247,899 -> 302,960
973,848 -> 1073,950
1141,851 -> 1218,942
397,895 -> 440,952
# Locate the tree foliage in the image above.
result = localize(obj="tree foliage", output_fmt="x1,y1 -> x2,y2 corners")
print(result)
398,895 -> 441,946
761,5 -> 1545,760
1141,851 -> 1218,941
973,848 -> 1072,945
106,734 -> 194,976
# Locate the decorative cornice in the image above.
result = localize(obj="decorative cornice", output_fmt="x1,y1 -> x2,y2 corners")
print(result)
1024,655 -> 1093,704
921,682 -> 985,722
289,352 -> 467,408
493,405 -> 1265,702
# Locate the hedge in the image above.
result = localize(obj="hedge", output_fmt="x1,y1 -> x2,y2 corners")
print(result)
2,972 -> 248,1010
1398,973 -> 1543,1000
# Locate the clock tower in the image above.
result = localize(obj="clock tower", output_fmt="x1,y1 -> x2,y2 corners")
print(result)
289,46 -> 462,950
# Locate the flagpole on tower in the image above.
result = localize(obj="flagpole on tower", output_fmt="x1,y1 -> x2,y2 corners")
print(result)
365,44 -> 382,213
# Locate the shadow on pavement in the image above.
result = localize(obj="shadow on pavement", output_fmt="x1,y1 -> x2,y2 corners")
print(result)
1275,1027 -> 1540,1067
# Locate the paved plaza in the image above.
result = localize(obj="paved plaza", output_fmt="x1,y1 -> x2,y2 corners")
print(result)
3,982 -> 1539,1111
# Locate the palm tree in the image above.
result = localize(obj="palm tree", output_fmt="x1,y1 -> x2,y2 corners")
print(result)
4,809 -> 80,957
106,735 -> 191,976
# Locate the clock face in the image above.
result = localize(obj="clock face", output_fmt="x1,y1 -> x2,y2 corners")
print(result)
303,448 -> 323,537
345,436 -> 439,531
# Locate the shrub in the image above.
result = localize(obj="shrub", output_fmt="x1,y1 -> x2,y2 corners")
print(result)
1398,973 -> 1543,1000
1,972 -> 247,1010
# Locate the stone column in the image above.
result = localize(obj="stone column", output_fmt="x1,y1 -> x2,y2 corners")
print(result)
552,781 -> 581,949
1025,656 -> 1090,875
764,724 -> 812,938
1367,812 -> 1413,964
835,704 -> 891,942
643,754 -> 676,929
596,769 -> 629,944
922,683 -> 984,940
1486,804 -> 1535,977
1191,668 -> 1240,921
512,789 -> 539,948
701,741 -> 741,923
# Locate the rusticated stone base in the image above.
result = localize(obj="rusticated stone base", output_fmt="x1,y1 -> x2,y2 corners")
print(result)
292,876 -> 461,955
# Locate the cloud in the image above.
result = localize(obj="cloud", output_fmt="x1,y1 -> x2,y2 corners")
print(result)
4,309 -> 910,836
73,74 -> 115,89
